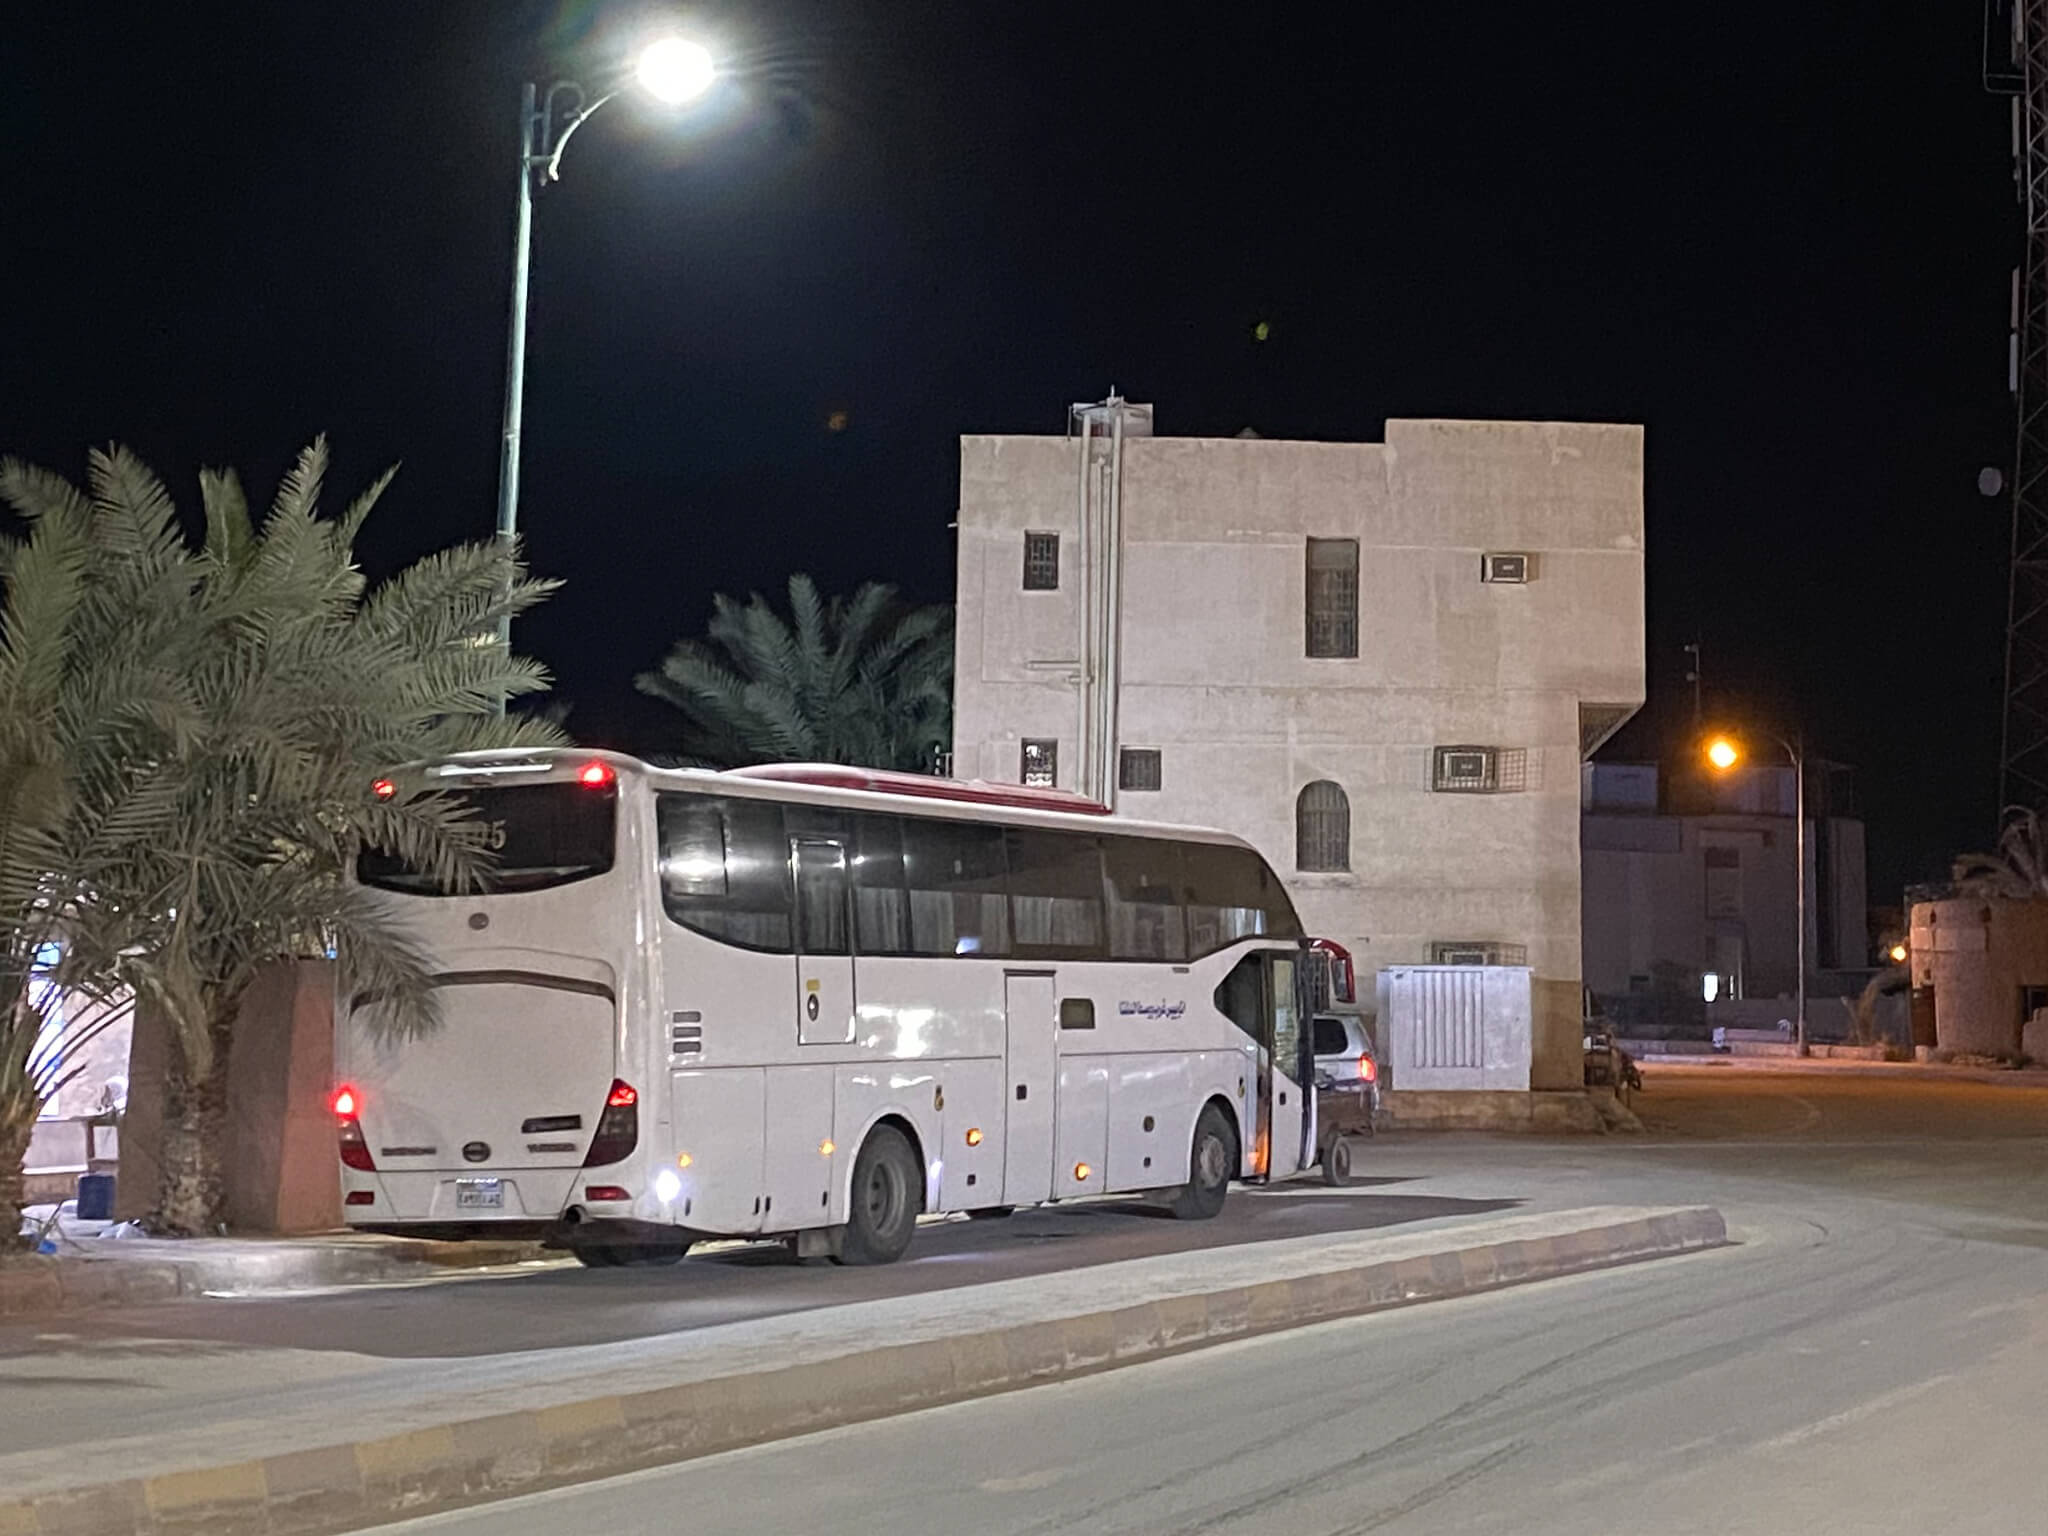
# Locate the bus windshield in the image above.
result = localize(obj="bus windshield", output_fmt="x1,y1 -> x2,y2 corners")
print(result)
357,781 -> 618,895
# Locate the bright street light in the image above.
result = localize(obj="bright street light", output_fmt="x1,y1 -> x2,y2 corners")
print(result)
1702,725 -> 1810,1055
491,35 -> 719,691
1888,942 -> 1908,964
636,37 -> 716,105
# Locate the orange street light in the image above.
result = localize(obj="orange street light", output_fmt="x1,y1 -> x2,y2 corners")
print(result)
1888,942 -> 1908,964
1701,724 -> 1809,1055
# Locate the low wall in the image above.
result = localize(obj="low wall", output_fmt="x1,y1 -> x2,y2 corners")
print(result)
1380,1089 -> 1606,1133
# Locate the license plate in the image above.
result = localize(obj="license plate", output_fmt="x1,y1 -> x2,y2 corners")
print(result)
455,1178 -> 504,1210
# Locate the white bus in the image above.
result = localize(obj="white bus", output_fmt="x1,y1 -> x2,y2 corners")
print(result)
337,750 -> 1324,1265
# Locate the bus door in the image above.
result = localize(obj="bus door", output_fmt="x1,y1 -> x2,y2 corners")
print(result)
1218,949 -> 1316,1181
791,836 -> 857,1044
1264,952 -> 1315,1180
1001,971 -> 1057,1205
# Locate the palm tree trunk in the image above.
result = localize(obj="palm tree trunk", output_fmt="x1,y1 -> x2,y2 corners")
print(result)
152,1013 -> 233,1236
0,1116 -> 30,1255
1,987 -> 44,1254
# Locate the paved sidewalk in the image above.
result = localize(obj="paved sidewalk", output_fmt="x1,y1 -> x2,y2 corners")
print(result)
1,1218 -> 547,1320
0,1201 -> 1726,1534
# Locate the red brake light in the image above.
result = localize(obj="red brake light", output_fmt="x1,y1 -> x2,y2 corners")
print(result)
334,1085 -> 375,1171
371,778 -> 396,801
1361,1055 -> 1377,1084
578,760 -> 615,789
585,1081 -> 641,1167
584,1185 -> 631,1203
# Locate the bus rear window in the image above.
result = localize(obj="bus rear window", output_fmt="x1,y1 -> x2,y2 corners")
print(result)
357,782 -> 617,895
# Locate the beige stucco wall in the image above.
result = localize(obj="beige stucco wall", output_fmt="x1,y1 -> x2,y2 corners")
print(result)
1909,896 -> 2048,1057
953,418 -> 1646,1091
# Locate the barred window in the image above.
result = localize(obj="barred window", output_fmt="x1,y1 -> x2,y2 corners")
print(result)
1305,538 -> 1359,658
1118,748 -> 1162,792
1023,532 -> 1060,590
1295,780 -> 1350,872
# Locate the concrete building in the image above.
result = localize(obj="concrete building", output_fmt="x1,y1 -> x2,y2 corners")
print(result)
1907,894 -> 2048,1058
951,403 -> 1646,1092
1581,762 -> 1870,1035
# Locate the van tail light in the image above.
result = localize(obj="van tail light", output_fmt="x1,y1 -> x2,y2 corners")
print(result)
1360,1054 -> 1378,1084
334,1085 -> 376,1171
584,1079 -> 639,1167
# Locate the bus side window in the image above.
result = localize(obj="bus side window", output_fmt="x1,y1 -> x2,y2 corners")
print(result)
902,818 -> 1010,958
1006,829 -> 1107,960
657,794 -> 794,952
1182,843 -> 1302,957
1103,836 -> 1188,962
851,814 -> 910,955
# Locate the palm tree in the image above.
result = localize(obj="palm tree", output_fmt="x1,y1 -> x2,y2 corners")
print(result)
1,440 -> 564,1239
0,455 -> 186,1246
1952,808 -> 2048,899
637,574 -> 953,772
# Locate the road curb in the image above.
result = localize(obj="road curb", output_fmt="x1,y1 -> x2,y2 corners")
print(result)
0,1206 -> 1726,1535
0,1239 -> 544,1320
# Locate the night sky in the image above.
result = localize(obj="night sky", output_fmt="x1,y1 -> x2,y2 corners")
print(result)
1,2 -> 2015,901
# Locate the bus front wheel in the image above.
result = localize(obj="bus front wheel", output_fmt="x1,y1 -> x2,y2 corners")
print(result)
834,1124 -> 922,1265
1172,1105 -> 1236,1221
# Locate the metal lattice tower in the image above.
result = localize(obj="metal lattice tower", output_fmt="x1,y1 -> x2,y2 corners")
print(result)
1995,3 -> 2048,813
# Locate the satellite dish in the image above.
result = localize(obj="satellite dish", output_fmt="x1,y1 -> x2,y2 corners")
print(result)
1981,466 -> 2006,497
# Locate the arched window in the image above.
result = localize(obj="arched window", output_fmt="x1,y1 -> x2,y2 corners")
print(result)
1295,781 -> 1350,872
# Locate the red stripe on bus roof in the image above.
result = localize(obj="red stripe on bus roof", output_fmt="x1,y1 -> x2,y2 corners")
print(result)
724,763 -> 1112,815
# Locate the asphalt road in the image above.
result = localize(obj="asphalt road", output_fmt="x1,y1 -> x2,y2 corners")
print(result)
357,1065 -> 2048,1536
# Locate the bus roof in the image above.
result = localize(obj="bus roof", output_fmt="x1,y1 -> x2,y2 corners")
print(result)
403,748 -> 1263,851
726,763 -> 1111,816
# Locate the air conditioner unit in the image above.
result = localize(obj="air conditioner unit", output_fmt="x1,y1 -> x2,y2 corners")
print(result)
1481,552 -> 1531,584
1433,745 -> 1498,792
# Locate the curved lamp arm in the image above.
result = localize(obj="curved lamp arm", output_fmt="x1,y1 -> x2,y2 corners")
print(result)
528,80 -> 622,187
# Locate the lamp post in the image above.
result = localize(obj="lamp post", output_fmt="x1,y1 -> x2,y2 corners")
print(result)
1703,728 -> 1809,1056
493,37 -> 716,654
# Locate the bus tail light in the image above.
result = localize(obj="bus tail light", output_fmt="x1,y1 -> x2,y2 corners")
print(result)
334,1085 -> 376,1171
578,760 -> 616,789
584,1080 -> 639,1167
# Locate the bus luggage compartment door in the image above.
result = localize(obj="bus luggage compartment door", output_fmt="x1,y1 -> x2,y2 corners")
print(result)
670,1068 -> 766,1234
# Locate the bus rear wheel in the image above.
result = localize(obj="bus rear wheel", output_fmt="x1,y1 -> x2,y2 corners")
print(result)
1172,1104 -> 1236,1220
834,1124 -> 922,1265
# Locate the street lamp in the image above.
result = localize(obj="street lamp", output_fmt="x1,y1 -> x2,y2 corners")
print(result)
492,35 -> 718,652
1702,728 -> 1810,1056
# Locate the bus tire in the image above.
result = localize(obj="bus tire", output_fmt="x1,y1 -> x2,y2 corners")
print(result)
1173,1104 -> 1235,1221
834,1124 -> 922,1265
